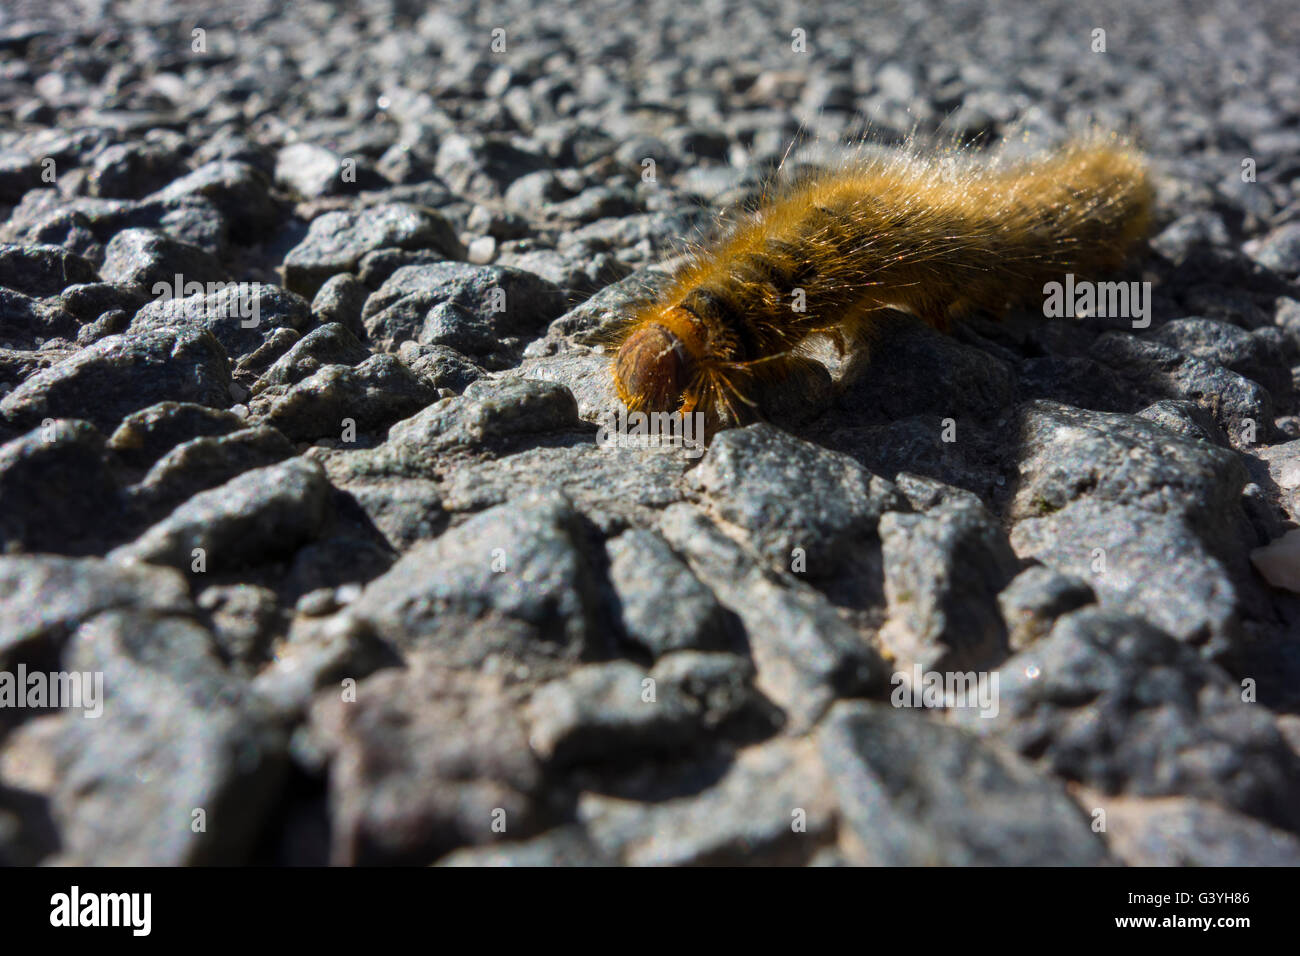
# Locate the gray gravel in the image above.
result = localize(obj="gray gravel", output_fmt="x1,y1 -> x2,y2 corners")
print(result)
1,0 -> 1299,866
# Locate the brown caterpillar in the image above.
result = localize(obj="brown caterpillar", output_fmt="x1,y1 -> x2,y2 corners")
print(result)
611,135 -> 1154,429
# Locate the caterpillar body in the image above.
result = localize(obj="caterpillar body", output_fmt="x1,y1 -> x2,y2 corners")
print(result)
611,136 -> 1154,430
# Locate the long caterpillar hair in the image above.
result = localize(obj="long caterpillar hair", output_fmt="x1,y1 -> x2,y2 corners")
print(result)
609,132 -> 1154,431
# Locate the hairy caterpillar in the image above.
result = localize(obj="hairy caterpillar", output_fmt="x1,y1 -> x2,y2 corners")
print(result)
611,135 -> 1154,429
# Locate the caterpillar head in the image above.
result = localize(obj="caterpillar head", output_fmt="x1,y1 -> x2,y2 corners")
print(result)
613,320 -> 698,413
